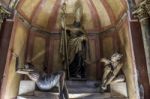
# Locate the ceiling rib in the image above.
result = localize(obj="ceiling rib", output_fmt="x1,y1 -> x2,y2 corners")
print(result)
87,0 -> 101,31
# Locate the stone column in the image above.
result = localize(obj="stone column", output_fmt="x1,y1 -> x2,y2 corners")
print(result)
0,19 -> 3,30
133,0 -> 150,84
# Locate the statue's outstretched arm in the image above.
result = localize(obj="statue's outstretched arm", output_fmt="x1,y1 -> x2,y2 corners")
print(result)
101,58 -> 110,65
15,56 -> 29,75
16,69 -> 29,75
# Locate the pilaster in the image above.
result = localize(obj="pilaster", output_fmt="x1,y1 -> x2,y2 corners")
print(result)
133,0 -> 150,84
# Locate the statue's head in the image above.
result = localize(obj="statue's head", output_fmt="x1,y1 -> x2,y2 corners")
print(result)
62,3 -> 66,11
74,0 -> 83,25
24,63 -> 40,81
111,53 -> 123,62
24,63 -> 34,71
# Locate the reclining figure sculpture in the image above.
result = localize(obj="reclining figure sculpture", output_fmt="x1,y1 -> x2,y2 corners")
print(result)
100,53 -> 124,92
15,56 -> 69,99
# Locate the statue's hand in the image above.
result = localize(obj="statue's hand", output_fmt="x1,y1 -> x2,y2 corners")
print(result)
84,60 -> 91,64
80,36 -> 87,41
101,58 -> 110,65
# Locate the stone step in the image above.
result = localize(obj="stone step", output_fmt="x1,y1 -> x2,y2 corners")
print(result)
68,87 -> 99,93
66,80 -> 99,87
34,91 -> 111,99
35,81 -> 99,93
17,95 -> 57,99
18,92 -> 111,99
18,95 -> 128,99
35,86 -> 99,93
66,80 -> 99,93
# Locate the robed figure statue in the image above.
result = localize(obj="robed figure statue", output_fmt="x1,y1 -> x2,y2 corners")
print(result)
59,1 -> 89,79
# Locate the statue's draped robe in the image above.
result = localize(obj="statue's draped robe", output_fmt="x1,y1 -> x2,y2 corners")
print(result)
59,24 -> 89,78
36,72 -> 61,90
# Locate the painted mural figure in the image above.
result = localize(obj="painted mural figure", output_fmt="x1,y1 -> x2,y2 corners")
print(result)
60,1 -> 89,79
99,53 -> 124,92
15,57 -> 69,99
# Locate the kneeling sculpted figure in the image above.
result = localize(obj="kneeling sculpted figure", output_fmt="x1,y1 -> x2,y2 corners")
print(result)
15,57 -> 69,99
100,53 -> 124,92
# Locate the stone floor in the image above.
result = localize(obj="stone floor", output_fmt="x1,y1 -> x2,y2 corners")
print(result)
18,81 -> 128,99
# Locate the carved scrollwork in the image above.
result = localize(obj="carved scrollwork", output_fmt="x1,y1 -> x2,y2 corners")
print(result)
0,5 -> 11,30
0,6 -> 11,20
145,0 -> 150,15
133,0 -> 150,21
0,5 -> 11,29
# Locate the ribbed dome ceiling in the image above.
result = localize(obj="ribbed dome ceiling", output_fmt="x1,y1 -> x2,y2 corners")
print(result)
17,0 -> 127,33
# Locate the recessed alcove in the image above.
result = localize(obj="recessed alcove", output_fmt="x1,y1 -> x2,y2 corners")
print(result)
0,0 -> 147,99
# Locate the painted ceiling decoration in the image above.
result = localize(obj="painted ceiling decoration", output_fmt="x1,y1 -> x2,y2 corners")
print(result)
16,0 -> 127,33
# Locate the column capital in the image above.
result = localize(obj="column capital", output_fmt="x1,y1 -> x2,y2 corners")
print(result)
133,0 -> 150,21
0,5 -> 11,30
0,5 -> 11,23
145,0 -> 150,15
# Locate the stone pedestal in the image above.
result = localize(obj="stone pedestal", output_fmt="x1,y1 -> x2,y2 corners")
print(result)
110,82 -> 128,98
18,80 -> 36,96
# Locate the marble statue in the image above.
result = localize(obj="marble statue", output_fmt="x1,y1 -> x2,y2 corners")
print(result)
15,57 -> 69,99
99,53 -> 124,92
59,1 -> 89,79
